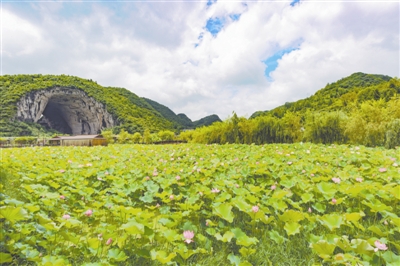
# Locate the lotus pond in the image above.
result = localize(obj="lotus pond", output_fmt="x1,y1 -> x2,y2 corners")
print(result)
0,143 -> 399,265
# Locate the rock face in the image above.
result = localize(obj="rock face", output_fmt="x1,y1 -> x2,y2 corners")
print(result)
15,87 -> 117,135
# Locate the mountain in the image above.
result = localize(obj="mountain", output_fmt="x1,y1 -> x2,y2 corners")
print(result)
142,98 -> 222,129
0,74 -> 221,136
251,72 -> 396,118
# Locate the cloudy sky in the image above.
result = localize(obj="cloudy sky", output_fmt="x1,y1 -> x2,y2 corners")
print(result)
2,0 -> 399,120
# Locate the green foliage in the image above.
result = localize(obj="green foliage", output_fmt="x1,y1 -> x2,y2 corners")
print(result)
14,136 -> 37,145
158,130 -> 175,141
132,132 -> 143,143
0,143 -> 399,265
101,130 -> 115,144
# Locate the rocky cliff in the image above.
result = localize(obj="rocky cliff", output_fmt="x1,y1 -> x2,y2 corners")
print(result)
15,87 -> 116,135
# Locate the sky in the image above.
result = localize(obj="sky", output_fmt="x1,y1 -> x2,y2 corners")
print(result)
2,0 -> 399,120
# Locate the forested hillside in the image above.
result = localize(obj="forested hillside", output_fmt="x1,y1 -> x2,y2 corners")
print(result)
181,73 -> 400,148
0,74 -> 220,136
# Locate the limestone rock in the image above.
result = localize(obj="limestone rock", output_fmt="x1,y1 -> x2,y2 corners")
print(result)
15,87 -> 117,135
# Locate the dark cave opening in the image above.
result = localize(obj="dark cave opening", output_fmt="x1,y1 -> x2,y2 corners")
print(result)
38,101 -> 73,134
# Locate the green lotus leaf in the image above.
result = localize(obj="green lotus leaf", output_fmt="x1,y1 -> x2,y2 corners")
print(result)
284,222 -> 301,236
150,250 -> 176,263
163,229 -> 180,242
280,178 -> 296,188
239,247 -> 256,257
312,202 -> 326,213
316,182 -> 336,200
0,252 -> 12,263
215,231 -> 235,242
41,255 -> 69,266
120,219 -> 145,235
139,192 -> 154,203
269,199 -> 288,211
269,230 -> 286,244
0,206 -> 28,224
87,238 -> 101,249
272,190 -> 289,199
350,239 -> 374,256
334,236 -> 352,252
344,212 -> 364,222
362,199 -> 392,213
108,248 -> 128,262
4,198 -> 25,206
310,240 -> 336,260
390,186 -> 400,200
228,253 -> 241,265
279,210 -> 304,223
368,225 -> 385,237
231,228 -> 258,247
319,214 -> 344,231
213,203 -> 235,223
382,251 -> 400,266
232,197 -> 252,213
301,192 -> 314,203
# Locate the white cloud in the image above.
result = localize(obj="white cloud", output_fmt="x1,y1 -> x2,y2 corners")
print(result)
2,1 -> 399,120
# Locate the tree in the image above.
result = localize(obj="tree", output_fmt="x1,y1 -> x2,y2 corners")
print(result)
132,132 -> 142,143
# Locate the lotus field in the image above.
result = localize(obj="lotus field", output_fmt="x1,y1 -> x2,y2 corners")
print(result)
0,143 -> 399,265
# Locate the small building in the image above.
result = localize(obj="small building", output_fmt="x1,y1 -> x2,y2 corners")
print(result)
49,135 -> 107,146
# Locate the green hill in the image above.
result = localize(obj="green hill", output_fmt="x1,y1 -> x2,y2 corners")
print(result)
0,74 -> 220,136
251,72 -> 397,118
142,98 -> 222,129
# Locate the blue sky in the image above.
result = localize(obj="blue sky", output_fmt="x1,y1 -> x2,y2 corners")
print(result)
2,0 -> 399,119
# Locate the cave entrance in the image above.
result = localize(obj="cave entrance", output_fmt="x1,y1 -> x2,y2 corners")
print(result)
16,87 -> 116,135
36,94 -> 97,135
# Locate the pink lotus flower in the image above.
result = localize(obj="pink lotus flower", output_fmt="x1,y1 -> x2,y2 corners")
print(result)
308,207 -> 312,213
390,157 -> 395,161
86,163 -> 92,167
206,221 -> 209,226
379,168 -> 387,173
198,191 -> 203,196
302,170 -> 306,173
153,171 -> 158,176
84,209 -> 93,217
156,203 -> 160,208
252,206 -> 259,213
287,161 -> 293,165
62,214 -> 70,220
310,173 -> 315,177
356,177 -> 363,182
106,238 -> 112,245
97,177 -> 103,181
59,169 -> 65,173
105,171 -> 109,175
393,163 -> 398,167
332,177 -> 341,184
332,198 -> 337,204
211,188 -> 220,193
374,240 -> 388,251
169,195 -> 174,200
60,195 -> 65,200
145,176 -> 150,181
68,160 -> 73,163
183,230 -> 195,244
256,162 -> 259,165
271,185 -> 276,190
235,184 -> 239,188
176,175 -> 181,180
